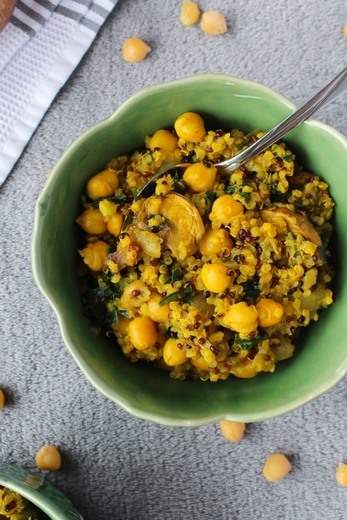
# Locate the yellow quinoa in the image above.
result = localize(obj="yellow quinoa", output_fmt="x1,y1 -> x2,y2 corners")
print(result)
0,486 -> 44,519
76,112 -> 334,382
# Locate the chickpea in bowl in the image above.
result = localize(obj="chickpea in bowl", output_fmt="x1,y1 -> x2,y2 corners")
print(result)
75,111 -> 334,383
32,74 -> 347,426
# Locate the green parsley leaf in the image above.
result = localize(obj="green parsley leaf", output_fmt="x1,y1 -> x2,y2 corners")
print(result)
240,275 -> 260,300
159,284 -> 194,306
204,190 -> 217,204
282,153 -> 294,162
170,267 -> 183,284
173,171 -> 185,194
234,330 -> 270,350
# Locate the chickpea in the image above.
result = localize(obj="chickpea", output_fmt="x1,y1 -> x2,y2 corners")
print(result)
199,227 -> 233,256
99,199 -> 117,217
142,293 -> 170,323
180,1 -> 200,26
220,420 -> 245,442
112,315 -> 130,336
35,444 -> 61,471
209,195 -> 244,223
122,37 -> 151,63
256,299 -> 284,327
121,281 -> 151,308
86,169 -> 118,200
336,462 -> 347,486
200,263 -> 231,293
200,11 -> 227,35
0,388 -> 5,409
183,162 -> 217,193
107,211 -> 123,236
191,356 -> 209,371
163,338 -> 187,366
222,302 -> 258,334
128,316 -> 158,350
174,112 -> 206,143
76,207 -> 107,234
79,240 -> 109,271
149,129 -> 178,152
262,453 -> 292,482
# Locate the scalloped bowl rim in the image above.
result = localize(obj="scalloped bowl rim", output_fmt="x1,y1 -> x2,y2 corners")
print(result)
32,73 -> 347,426
0,463 -> 82,520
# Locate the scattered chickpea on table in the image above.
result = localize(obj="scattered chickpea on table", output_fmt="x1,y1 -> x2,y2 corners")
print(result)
262,453 -> 292,482
200,11 -> 227,35
0,388 -> 5,409
122,37 -> 151,63
35,444 -> 62,471
220,420 -> 246,443
122,3 -> 227,64
180,1 -> 200,26
336,462 -> 347,486
180,2 -> 227,36
219,422 -> 295,482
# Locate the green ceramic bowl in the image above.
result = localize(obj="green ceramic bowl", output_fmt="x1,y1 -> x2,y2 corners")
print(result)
32,74 -> 347,426
0,463 -> 82,519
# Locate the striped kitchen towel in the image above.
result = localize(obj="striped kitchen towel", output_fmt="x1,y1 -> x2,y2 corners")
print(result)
0,0 -> 119,186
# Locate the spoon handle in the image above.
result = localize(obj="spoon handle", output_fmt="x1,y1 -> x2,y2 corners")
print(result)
219,66 -> 347,173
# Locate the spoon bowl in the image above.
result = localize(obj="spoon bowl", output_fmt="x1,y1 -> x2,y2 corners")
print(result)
137,66 -> 347,199
32,73 -> 347,426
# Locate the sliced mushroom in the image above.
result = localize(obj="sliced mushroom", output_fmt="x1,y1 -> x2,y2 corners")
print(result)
261,206 -> 322,246
128,226 -> 163,258
287,170 -> 314,188
136,193 -> 205,260
108,244 -> 140,268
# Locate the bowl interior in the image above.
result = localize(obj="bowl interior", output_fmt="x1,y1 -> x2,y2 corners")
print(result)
32,74 -> 347,425
0,463 -> 82,519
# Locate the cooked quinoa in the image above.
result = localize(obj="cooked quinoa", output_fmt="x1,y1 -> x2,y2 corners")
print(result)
76,112 -> 334,382
0,486 -> 45,519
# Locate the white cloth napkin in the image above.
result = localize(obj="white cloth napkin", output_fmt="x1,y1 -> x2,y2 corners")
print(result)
0,0 -> 119,186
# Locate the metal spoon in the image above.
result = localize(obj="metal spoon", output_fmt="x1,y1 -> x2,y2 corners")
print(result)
137,66 -> 347,199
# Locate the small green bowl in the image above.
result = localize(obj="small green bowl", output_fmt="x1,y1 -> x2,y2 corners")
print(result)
32,74 -> 347,426
0,463 -> 82,519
